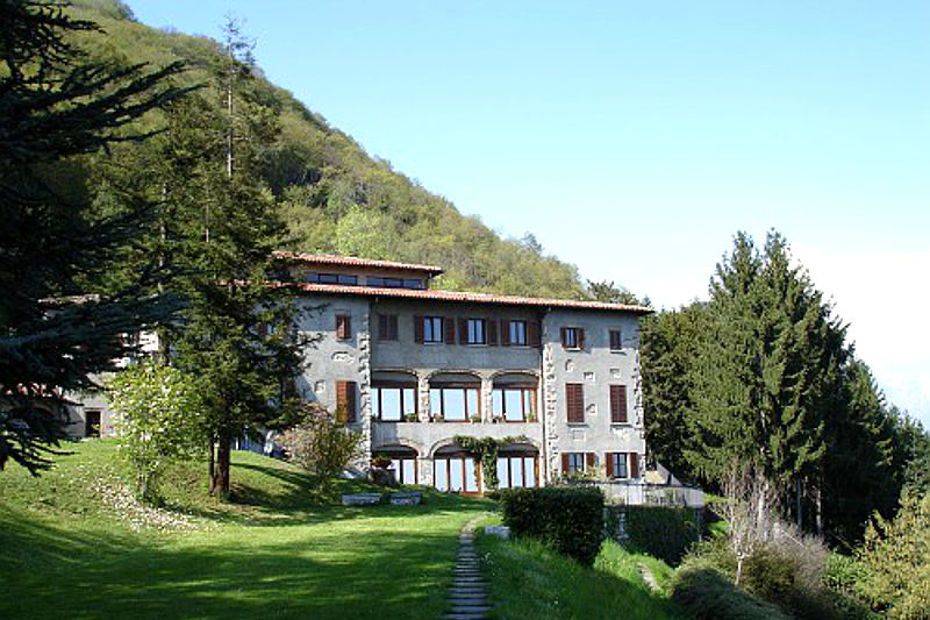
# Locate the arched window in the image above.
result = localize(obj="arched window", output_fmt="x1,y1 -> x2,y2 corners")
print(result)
371,371 -> 417,422
491,373 -> 538,423
433,444 -> 480,493
428,373 -> 480,422
373,445 -> 418,484
495,443 -> 539,489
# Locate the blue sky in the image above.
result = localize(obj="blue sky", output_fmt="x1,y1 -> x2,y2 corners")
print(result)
127,1 -> 930,426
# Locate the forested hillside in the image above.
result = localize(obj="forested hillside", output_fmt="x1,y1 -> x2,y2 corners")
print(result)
67,0 -> 587,299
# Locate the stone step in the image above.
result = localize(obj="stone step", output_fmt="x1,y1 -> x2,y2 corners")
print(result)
444,614 -> 488,620
448,605 -> 493,614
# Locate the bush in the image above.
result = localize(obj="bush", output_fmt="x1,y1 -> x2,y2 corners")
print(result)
279,403 -> 364,482
621,505 -> 700,565
672,559 -> 792,620
499,486 -> 604,566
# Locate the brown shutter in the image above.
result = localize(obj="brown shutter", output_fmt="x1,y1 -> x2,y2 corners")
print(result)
560,327 -> 567,348
617,385 -> 628,423
414,316 -> 423,343
578,328 -> 586,350
500,320 -> 510,346
610,385 -> 628,423
389,315 -> 398,340
585,452 -> 595,472
566,383 -> 584,423
445,317 -> 456,344
630,453 -> 639,479
459,318 -> 468,344
336,380 -> 349,423
487,319 -> 498,345
561,453 -> 570,475
346,381 -> 357,423
528,321 -> 540,347
377,314 -> 387,340
606,453 -> 614,478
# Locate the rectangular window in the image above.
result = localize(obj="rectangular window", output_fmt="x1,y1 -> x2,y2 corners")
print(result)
563,452 -> 588,475
509,321 -> 527,346
492,387 -> 537,422
609,385 -> 628,423
430,386 -> 480,421
318,273 -> 339,284
384,277 -> 403,288
467,318 -> 486,345
378,314 -> 398,341
423,316 -> 443,343
566,383 -> 584,423
608,452 -> 629,479
561,327 -> 584,350
335,314 -> 351,340
372,386 -> 416,421
609,329 -> 622,351
337,274 -> 358,285
403,279 -> 423,289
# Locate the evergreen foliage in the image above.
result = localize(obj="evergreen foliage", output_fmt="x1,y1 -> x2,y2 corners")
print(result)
0,0 -> 191,474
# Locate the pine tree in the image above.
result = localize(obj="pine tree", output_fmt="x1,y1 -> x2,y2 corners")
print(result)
685,231 -> 844,525
0,0 -> 191,473
157,19 -> 305,497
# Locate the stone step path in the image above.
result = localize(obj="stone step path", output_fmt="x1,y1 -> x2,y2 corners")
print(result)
444,518 -> 493,619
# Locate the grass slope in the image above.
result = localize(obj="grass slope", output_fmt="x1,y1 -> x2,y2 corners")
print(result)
0,441 -> 490,619
475,519 -> 686,619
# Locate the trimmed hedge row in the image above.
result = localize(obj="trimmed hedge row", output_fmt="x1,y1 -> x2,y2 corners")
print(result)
622,505 -> 700,566
499,486 -> 605,566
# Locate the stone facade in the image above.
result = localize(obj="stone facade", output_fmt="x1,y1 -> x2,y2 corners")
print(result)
287,254 -> 652,493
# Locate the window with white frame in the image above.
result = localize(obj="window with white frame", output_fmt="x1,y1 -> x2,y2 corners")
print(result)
491,386 -> 536,422
433,448 -> 479,493
423,316 -> 443,343
509,320 -> 527,346
496,450 -> 538,489
466,318 -> 486,345
429,385 -> 479,421
371,384 -> 417,421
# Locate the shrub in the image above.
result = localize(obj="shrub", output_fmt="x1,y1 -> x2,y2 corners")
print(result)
279,403 -> 365,482
856,491 -> 930,619
108,362 -> 203,503
499,486 -> 604,566
671,559 -> 791,620
621,505 -> 700,566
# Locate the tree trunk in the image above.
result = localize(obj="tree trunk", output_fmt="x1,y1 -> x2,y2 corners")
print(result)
214,436 -> 231,498
208,436 -> 216,495
796,477 -> 803,530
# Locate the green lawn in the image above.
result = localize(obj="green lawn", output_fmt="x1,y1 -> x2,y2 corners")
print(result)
475,516 -> 687,619
0,441 -> 490,619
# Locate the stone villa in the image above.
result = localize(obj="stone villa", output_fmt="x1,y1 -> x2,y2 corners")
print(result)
278,252 -> 652,494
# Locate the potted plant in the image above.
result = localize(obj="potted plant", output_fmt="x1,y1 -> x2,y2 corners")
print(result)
469,413 -> 482,423
404,412 -> 418,422
371,454 -> 391,469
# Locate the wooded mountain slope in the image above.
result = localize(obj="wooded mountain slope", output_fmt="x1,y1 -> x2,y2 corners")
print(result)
69,0 -> 588,299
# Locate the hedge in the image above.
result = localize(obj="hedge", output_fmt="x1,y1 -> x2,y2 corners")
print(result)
671,561 -> 791,620
499,486 -> 604,566
621,505 -> 700,566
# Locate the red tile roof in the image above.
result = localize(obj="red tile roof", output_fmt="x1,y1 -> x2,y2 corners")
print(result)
273,251 -> 444,275
290,283 -> 652,314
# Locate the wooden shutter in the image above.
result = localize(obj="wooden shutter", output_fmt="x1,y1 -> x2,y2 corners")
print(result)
560,327 -> 567,348
500,320 -> 510,346
377,314 -> 387,340
605,453 -> 614,478
561,453 -> 570,475
527,321 -> 540,347
336,380 -> 355,423
458,318 -> 468,344
388,315 -> 398,340
578,328 -> 586,350
444,317 -> 456,344
414,315 -> 423,343
487,319 -> 498,345
609,385 -> 628,423
566,383 -> 584,423
585,453 -> 595,472
630,453 -> 639,479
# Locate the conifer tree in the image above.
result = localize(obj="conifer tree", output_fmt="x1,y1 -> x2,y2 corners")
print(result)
0,0 -> 190,473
